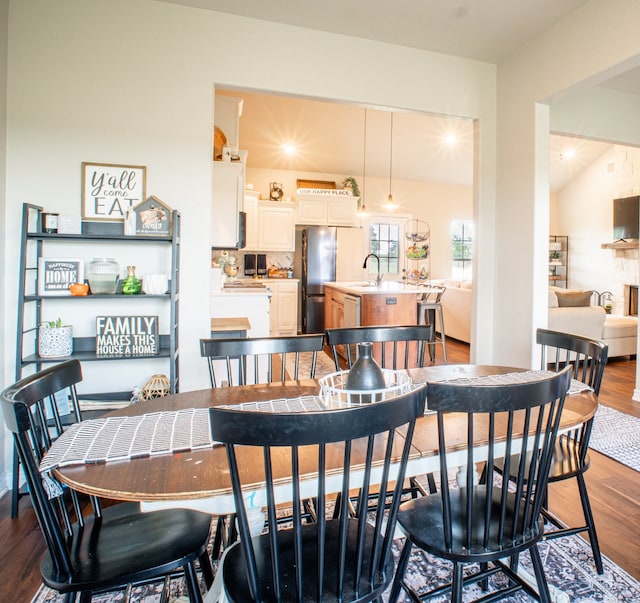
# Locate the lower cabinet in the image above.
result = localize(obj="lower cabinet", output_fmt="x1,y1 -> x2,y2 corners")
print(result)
268,280 -> 298,336
328,289 -> 345,329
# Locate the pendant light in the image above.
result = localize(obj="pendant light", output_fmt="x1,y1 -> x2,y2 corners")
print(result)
383,112 -> 399,210
358,109 -> 368,215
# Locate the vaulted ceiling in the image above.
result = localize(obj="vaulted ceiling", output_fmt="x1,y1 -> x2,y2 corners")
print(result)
217,88 -> 612,193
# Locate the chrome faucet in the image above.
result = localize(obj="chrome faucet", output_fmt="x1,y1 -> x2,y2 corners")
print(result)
362,253 -> 383,285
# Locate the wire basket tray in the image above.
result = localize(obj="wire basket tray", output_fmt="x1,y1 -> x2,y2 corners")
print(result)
319,369 -> 413,406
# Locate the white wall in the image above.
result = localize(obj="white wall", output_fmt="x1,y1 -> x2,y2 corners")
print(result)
553,144 -> 640,312
494,0 -> 640,369
246,166 -> 472,279
1,0 -> 496,490
0,0 -> 8,498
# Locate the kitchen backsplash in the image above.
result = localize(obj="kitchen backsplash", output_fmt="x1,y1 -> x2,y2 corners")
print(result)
212,249 -> 294,276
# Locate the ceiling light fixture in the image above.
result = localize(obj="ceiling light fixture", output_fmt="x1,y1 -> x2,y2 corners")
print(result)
445,133 -> 457,146
282,143 -> 296,155
558,137 -> 575,161
383,112 -> 398,211
358,109 -> 367,215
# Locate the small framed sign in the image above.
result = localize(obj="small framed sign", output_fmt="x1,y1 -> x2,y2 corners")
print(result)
95,315 -> 159,357
82,162 -> 147,220
38,258 -> 84,296
133,196 -> 173,236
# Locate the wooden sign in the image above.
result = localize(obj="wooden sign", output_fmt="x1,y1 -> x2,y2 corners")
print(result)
82,162 -> 147,220
95,315 -> 159,357
133,196 -> 172,236
38,258 -> 84,296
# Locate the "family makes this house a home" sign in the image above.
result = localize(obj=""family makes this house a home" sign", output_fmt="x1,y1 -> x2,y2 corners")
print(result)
95,315 -> 159,356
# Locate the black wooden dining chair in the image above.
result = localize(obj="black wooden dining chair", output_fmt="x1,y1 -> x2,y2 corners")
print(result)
1,360 -> 214,603
200,333 -> 325,387
209,384 -> 427,603
325,324 -> 433,370
325,324 -> 435,498
200,333 -> 326,558
536,327 -> 609,574
10,358 -> 84,517
390,366 -> 572,603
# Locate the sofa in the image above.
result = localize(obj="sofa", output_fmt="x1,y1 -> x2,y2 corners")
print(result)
434,281 -> 637,357
433,279 -> 472,343
548,287 -> 637,358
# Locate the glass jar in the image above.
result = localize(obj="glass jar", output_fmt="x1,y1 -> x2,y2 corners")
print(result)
121,265 -> 142,295
87,258 -> 120,295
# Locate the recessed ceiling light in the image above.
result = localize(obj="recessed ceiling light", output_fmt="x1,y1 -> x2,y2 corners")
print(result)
282,143 -> 296,155
445,134 -> 457,146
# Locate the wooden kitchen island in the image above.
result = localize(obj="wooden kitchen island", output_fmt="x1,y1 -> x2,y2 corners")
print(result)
325,281 -> 426,328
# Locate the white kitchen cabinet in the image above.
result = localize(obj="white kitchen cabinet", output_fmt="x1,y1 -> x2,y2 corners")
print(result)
244,191 -> 259,249
214,95 -> 243,148
210,290 -> 271,337
257,202 -> 295,251
296,195 -> 359,227
268,279 -> 298,336
212,152 -> 247,249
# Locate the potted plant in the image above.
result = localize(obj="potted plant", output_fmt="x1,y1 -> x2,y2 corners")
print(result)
342,177 -> 360,197
38,318 -> 73,358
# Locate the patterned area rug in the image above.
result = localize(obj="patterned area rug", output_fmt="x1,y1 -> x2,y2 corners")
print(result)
285,349 -> 337,380
589,404 -> 640,471
31,525 -> 640,602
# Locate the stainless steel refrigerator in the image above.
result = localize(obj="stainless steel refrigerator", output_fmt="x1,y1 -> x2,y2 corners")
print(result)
297,225 -> 337,333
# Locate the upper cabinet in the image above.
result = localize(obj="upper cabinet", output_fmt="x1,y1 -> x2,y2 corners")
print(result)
295,194 -> 359,227
214,95 -> 243,149
245,199 -> 295,252
212,153 -> 247,249
212,94 -> 247,249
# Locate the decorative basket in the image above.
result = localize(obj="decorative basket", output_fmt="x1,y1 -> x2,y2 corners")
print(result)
213,126 -> 227,161
406,244 -> 429,259
319,369 -> 413,406
140,374 -> 171,401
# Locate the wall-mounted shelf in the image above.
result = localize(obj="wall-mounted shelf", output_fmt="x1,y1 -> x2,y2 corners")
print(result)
601,241 -> 639,249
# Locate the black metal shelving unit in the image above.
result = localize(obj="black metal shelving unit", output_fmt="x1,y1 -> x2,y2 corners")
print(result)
549,234 -> 568,288
16,202 -> 181,399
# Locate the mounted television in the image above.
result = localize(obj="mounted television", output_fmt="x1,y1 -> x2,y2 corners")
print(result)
613,195 -> 640,241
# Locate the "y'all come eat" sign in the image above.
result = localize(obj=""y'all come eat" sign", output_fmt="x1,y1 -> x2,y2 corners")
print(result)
96,315 -> 159,356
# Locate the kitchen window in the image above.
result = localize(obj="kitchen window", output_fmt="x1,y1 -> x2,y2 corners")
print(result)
368,217 -> 406,275
451,220 -> 473,280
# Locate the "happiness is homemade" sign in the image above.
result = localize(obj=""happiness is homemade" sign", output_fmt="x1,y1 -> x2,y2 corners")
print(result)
95,315 -> 159,356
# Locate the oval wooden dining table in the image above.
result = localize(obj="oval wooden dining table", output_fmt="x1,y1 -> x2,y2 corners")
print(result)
53,364 -> 598,516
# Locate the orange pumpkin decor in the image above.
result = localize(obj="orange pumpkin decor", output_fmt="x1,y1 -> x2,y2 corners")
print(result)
69,282 -> 89,296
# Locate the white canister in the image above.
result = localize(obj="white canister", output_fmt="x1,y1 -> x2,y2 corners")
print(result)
142,274 -> 169,295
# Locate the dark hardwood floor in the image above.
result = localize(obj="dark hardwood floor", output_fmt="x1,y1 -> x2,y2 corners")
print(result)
2,339 -> 639,601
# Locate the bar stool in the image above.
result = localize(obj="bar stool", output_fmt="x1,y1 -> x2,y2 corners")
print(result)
417,285 -> 447,363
